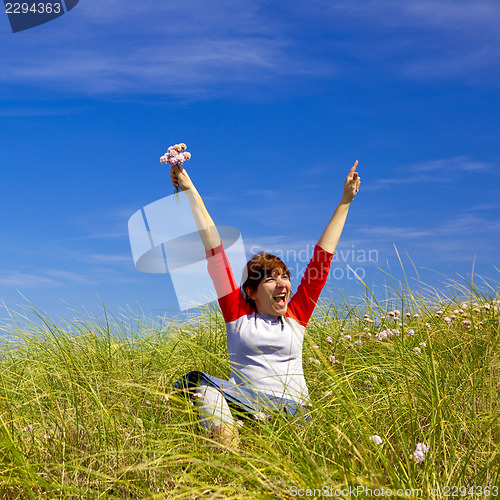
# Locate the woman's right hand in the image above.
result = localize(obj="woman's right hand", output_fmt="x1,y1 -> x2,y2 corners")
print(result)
170,164 -> 195,192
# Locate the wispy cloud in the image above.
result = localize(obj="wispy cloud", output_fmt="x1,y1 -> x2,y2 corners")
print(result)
0,269 -> 92,288
43,269 -> 94,284
0,271 -> 57,288
364,156 -> 495,191
350,210 -> 500,264
0,0 -> 330,97
84,254 -> 131,265
2,0 -> 497,97
306,0 -> 500,83
410,156 -> 492,173
358,226 -> 435,239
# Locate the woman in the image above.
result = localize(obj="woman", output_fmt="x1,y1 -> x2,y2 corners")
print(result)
172,160 -> 360,447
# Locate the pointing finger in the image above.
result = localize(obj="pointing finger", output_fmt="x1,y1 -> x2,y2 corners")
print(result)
348,160 -> 358,175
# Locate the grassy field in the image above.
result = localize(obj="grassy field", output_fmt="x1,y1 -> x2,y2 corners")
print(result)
0,281 -> 499,499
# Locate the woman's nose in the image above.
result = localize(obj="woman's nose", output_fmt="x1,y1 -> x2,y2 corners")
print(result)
276,277 -> 287,287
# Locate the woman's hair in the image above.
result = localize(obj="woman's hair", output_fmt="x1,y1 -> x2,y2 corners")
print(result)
241,252 -> 291,310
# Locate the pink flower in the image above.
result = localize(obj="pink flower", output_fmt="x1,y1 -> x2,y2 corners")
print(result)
370,435 -> 383,445
161,143 -> 192,167
412,443 -> 429,464
254,412 -> 268,421
161,142 -> 192,198
326,336 -> 333,343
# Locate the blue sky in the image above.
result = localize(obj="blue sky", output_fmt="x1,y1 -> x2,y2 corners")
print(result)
1,0 -> 499,323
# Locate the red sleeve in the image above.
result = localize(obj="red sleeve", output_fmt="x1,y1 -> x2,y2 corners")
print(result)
206,243 -> 252,323
286,244 -> 334,327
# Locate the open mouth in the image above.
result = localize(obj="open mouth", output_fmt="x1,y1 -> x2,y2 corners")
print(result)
273,293 -> 287,306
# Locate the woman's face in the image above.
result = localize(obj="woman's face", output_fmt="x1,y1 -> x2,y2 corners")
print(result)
247,267 -> 291,316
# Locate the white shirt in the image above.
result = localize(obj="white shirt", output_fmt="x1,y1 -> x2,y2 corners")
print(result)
206,244 -> 333,404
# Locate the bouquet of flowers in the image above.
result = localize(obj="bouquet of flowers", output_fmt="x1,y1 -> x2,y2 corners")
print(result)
160,143 -> 191,200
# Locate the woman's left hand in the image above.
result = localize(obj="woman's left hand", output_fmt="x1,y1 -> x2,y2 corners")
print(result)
340,161 -> 361,204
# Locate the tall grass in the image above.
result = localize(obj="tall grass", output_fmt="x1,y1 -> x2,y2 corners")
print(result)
0,279 -> 498,499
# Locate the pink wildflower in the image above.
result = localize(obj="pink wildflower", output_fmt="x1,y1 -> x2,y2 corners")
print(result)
254,412 -> 268,422
160,144 -> 191,167
412,443 -> 429,464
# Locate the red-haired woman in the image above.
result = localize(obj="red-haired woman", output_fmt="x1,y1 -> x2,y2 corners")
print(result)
172,162 -> 360,447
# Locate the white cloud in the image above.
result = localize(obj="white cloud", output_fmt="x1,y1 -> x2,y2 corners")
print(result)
410,157 -> 492,173
364,156 -> 495,191
0,271 -> 58,288
358,225 -> 434,239
307,0 -> 500,83
2,0 -> 497,97
43,269 -> 93,283
0,0 -> 330,97
85,254 -> 131,265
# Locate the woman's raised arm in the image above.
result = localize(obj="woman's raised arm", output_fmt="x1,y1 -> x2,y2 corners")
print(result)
170,165 -> 221,250
317,161 -> 361,254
